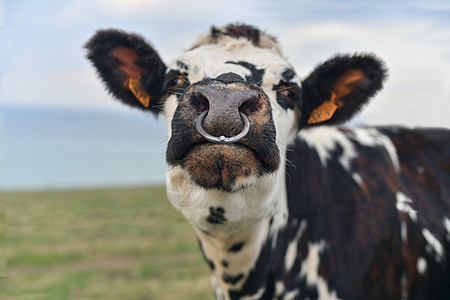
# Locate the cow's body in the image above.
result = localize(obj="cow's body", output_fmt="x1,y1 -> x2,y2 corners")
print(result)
85,24 -> 450,299
194,126 -> 449,300
283,126 -> 449,299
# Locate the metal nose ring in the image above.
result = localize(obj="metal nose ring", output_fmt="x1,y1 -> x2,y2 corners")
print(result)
196,110 -> 250,143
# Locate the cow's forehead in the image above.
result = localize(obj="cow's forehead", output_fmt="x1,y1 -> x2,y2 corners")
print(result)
167,39 -> 298,85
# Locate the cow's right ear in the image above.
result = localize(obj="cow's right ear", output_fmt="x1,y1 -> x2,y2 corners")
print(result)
85,29 -> 167,113
300,54 -> 386,127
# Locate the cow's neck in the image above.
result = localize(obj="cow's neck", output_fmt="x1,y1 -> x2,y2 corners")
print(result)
194,168 -> 289,299
195,217 -> 271,298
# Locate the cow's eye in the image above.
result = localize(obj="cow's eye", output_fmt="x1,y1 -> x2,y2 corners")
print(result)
280,86 -> 298,101
168,75 -> 185,91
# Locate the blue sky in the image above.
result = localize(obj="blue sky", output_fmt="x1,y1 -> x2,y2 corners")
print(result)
1,0 -> 450,127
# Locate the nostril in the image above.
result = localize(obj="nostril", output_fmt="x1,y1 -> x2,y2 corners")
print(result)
239,97 -> 262,115
191,93 -> 210,112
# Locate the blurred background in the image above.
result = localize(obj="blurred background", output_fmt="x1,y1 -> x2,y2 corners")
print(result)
1,0 -> 449,191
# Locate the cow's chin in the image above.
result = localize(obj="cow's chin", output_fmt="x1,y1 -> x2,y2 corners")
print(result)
184,143 -> 261,192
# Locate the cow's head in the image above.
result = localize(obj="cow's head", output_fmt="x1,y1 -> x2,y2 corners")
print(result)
86,24 -> 386,232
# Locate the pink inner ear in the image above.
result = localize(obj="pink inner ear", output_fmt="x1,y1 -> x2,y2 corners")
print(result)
333,69 -> 365,99
111,47 -> 147,79
111,47 -> 152,108
307,69 -> 366,124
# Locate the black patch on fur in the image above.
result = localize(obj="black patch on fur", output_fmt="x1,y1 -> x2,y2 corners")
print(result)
197,239 -> 215,271
211,24 -> 261,46
176,60 -> 189,71
275,86 -> 301,110
209,23 -> 278,49
228,236 -> 275,299
225,61 -> 265,86
216,72 -> 245,84
228,242 -> 245,252
223,272 -> 244,285
272,68 -> 301,110
165,69 -> 190,100
206,206 -> 227,224
207,259 -> 215,270
196,226 -> 213,237
281,68 -> 296,82
221,260 -> 229,268
226,24 -> 260,45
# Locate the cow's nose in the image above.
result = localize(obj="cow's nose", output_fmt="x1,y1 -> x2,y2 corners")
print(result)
191,84 -> 259,142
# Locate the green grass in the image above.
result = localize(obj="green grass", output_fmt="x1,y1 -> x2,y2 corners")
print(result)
0,186 -> 214,300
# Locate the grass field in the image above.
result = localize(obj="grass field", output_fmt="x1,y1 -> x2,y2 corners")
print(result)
0,186 -> 214,300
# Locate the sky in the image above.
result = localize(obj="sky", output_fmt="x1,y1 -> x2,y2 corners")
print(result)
0,0 -> 449,126
0,1 -> 449,190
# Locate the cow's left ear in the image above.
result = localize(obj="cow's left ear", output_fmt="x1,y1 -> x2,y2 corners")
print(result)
300,54 -> 387,126
85,29 -> 167,114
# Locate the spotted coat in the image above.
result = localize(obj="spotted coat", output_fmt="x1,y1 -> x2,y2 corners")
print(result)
85,24 -> 450,299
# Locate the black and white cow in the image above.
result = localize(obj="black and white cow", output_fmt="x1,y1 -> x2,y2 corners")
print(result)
85,24 -> 449,300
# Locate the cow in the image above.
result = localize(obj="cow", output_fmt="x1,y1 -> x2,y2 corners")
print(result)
85,24 -> 449,300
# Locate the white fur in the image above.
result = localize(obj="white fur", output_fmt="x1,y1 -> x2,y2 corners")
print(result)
285,220 -> 307,271
300,127 -> 342,167
396,191 -> 418,222
351,128 -> 401,172
299,127 -> 362,185
163,31 -> 300,234
196,218 -> 270,294
284,290 -> 300,300
422,228 -> 444,262
167,167 -> 278,232
400,272 -> 408,300
416,257 -> 427,275
300,240 -> 341,300
400,220 -> 408,243
210,274 -> 225,300
299,126 -> 401,187
444,217 -> 450,241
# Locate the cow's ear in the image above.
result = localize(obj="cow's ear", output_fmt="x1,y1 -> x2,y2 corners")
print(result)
85,29 -> 167,113
300,54 -> 387,126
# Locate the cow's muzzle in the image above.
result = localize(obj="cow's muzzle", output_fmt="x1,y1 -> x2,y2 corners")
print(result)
196,110 -> 251,143
166,80 -> 280,191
